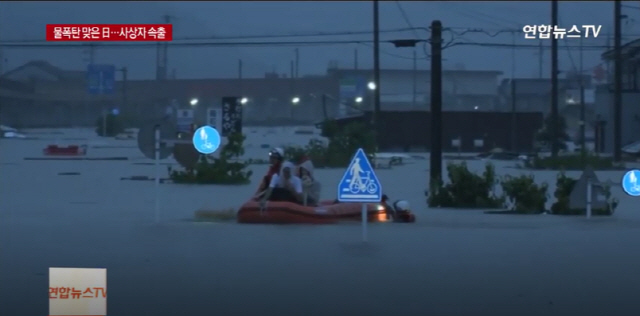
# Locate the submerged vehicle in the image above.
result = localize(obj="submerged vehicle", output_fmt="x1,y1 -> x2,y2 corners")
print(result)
43,144 -> 88,156
237,195 -> 415,224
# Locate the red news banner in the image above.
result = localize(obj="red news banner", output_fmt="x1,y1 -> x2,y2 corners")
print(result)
46,24 -> 173,41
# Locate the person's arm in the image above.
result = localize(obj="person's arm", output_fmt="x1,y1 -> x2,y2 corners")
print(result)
289,178 -> 304,202
261,175 -> 279,204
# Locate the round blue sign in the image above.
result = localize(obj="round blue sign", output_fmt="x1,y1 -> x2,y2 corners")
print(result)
621,169 -> 640,197
192,126 -> 221,154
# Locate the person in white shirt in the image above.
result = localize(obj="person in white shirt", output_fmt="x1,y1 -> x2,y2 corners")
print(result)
297,159 -> 321,206
260,161 -> 303,206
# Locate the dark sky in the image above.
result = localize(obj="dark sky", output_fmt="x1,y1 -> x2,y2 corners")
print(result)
1,1 -> 639,80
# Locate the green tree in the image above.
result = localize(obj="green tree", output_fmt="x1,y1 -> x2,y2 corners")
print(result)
535,114 -> 570,150
95,114 -> 124,137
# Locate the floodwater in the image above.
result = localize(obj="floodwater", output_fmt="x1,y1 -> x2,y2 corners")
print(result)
1,128 -> 639,316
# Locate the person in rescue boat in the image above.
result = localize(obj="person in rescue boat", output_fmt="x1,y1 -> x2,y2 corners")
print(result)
254,147 -> 285,199
260,161 -> 303,206
297,158 -> 321,206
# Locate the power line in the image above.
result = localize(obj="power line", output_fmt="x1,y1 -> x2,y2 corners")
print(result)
394,1 -> 420,38
0,40 -> 380,48
0,38 -> 613,50
393,1 -> 429,58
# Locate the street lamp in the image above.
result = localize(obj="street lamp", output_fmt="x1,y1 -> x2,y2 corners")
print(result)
291,97 -> 300,104
367,82 -> 376,90
355,96 -> 363,103
189,98 -> 198,106
241,97 -> 248,105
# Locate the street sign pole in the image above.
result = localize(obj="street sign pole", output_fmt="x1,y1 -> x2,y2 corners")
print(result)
361,203 -> 367,242
102,108 -> 107,136
337,148 -> 382,243
586,178 -> 592,219
154,125 -> 161,224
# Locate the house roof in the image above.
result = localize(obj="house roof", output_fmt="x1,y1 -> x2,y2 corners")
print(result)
0,60 -> 85,82
601,38 -> 640,60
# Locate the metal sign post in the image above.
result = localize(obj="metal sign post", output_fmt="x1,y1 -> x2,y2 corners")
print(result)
586,178 -> 592,219
337,148 -> 382,243
361,204 -> 367,242
154,125 -> 161,224
102,109 -> 107,137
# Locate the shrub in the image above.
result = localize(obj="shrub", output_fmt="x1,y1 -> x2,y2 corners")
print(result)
427,162 -> 504,208
169,132 -> 253,185
94,113 -> 124,137
550,172 -> 617,216
501,174 -> 548,214
284,120 -> 376,168
524,154 -> 618,170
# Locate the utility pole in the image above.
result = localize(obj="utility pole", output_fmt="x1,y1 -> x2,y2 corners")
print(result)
613,0 -> 622,162
120,67 -> 128,117
510,30 -> 517,152
294,48 -> 299,78
430,20 -> 443,185
538,40 -> 543,78
354,48 -> 359,70
551,0 -> 559,158
511,79 -> 518,152
579,36 -> 586,166
412,48 -> 417,108
372,0 -> 381,144
290,60 -> 295,119
156,15 -> 171,81
88,44 -> 95,65
238,59 -> 243,100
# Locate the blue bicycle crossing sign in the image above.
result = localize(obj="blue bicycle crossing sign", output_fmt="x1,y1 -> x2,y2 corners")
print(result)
337,148 -> 382,203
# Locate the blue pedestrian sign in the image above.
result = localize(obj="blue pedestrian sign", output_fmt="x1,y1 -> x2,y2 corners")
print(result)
337,148 -> 382,203
87,64 -> 116,95
621,169 -> 640,197
192,126 -> 221,154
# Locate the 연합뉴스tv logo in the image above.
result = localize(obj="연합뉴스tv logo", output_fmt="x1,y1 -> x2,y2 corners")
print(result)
49,267 -> 107,316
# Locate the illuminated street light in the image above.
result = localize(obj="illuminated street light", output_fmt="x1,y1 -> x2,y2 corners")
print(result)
367,82 -> 376,90
241,97 -> 248,104
189,98 -> 199,106
292,97 -> 300,104
355,96 -> 363,103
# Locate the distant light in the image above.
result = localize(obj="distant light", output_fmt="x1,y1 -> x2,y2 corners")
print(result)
566,97 -> 577,104
292,97 -> 300,104
112,108 -> 119,115
474,106 -> 479,110
368,82 -> 376,90
355,97 -> 363,103
190,98 -> 199,106
241,97 -> 248,104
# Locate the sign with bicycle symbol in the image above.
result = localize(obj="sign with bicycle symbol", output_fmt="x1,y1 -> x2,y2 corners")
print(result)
337,148 -> 382,203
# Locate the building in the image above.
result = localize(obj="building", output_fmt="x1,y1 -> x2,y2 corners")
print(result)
328,67 -> 503,112
497,76 -> 597,142
596,38 -> 640,154
329,111 -> 543,152
0,61 -> 340,127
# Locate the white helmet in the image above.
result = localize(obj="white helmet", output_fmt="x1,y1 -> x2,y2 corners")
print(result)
269,147 -> 284,159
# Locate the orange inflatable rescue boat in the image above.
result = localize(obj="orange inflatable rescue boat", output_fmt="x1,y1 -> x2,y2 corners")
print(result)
237,196 -> 415,224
